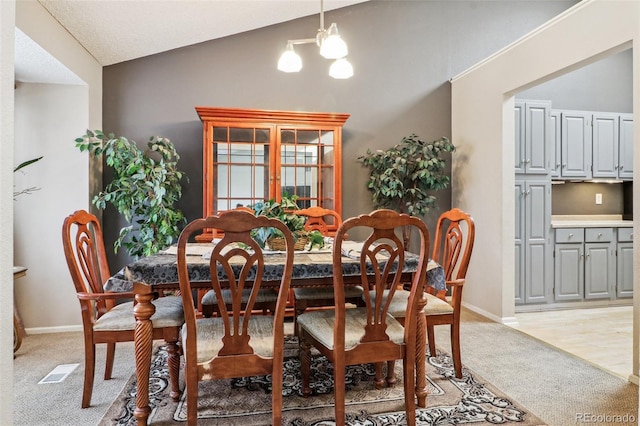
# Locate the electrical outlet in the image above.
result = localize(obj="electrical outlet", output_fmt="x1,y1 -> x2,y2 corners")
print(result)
595,193 -> 603,205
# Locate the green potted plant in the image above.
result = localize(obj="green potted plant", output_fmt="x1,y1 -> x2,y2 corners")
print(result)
250,193 -> 324,250
358,133 -> 455,248
75,130 -> 187,258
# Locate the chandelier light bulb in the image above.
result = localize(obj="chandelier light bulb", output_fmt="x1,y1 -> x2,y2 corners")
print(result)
277,43 -> 302,73
329,57 -> 353,79
276,1 -> 353,78
319,23 -> 348,59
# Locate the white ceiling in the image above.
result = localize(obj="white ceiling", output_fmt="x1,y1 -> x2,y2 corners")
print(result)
15,27 -> 85,85
15,0 -> 367,84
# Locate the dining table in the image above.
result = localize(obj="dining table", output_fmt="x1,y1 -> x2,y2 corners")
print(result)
107,242 -> 445,426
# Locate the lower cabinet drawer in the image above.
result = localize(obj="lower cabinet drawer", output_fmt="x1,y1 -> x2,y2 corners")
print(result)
585,227 -> 613,242
618,227 -> 634,242
555,228 -> 584,243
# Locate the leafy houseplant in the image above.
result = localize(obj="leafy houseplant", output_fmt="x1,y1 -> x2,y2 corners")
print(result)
75,130 -> 187,258
358,134 -> 455,248
250,194 -> 323,250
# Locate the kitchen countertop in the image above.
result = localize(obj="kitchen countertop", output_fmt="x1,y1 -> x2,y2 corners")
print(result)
551,215 -> 633,228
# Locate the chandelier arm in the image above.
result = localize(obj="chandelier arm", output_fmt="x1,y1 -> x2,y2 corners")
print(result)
287,38 -> 318,46
277,0 -> 352,78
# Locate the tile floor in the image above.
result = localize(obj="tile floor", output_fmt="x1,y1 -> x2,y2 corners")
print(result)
510,305 -> 633,379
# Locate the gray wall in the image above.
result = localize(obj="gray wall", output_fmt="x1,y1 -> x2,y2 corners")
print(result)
518,49 -> 633,112
102,0 -> 582,269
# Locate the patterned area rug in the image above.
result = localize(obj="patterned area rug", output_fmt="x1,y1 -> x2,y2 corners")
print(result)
100,338 -> 545,426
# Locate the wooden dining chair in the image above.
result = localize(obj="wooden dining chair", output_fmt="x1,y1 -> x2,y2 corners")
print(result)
386,208 -> 475,379
62,209 -> 184,408
291,207 -> 364,333
297,209 -> 430,426
426,208 -> 475,377
295,206 -> 341,236
177,210 -> 295,426
200,205 -> 278,318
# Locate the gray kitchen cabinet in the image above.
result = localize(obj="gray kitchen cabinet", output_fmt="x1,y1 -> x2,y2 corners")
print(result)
515,102 -> 525,174
557,109 -> 632,180
619,113 -> 634,180
550,110 -> 561,178
592,113 -> 619,179
617,227 -> 634,298
515,179 -> 552,304
584,228 -> 615,300
560,111 -> 592,179
515,182 -> 524,303
555,227 -> 619,302
554,228 -> 584,301
584,242 -> 615,299
515,100 -> 551,175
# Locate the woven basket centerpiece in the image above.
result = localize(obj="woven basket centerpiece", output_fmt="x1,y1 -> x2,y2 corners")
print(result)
268,231 -> 308,251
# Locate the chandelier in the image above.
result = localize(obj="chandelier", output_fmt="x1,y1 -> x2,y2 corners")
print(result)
277,0 -> 354,79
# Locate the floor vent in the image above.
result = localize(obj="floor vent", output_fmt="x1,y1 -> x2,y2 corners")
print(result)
38,363 -> 79,384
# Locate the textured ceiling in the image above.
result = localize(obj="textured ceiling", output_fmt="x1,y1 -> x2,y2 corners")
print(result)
16,0 -> 367,85
14,28 -> 84,85
15,0 -> 367,84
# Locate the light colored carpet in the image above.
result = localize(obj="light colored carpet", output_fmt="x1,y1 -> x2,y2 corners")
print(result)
436,310 -> 638,426
13,310 -> 638,425
13,331 -> 136,426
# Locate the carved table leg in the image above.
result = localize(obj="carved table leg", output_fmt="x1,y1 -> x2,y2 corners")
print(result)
415,293 -> 429,407
133,282 -> 155,426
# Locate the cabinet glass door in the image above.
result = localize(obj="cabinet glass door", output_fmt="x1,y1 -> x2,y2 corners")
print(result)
211,125 -> 272,212
279,128 -> 335,210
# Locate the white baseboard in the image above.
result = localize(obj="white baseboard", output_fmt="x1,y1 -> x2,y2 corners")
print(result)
462,301 -> 518,326
628,374 -> 639,385
500,316 -> 519,326
25,325 -> 83,334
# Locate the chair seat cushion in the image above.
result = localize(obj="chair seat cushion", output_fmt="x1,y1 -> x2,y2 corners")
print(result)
372,290 -> 454,318
201,288 -> 278,306
183,315 -> 275,363
297,308 -> 405,350
293,285 -> 364,300
93,295 -> 184,331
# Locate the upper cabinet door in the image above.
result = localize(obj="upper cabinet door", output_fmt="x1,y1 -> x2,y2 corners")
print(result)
592,112 -> 619,178
515,100 -> 550,175
514,101 -> 525,174
619,113 -> 634,180
278,128 -> 338,211
560,111 -> 592,179
207,123 -> 274,212
524,101 -> 551,175
549,110 -> 561,178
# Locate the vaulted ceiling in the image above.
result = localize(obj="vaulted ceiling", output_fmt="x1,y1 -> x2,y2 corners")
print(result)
15,0 -> 368,83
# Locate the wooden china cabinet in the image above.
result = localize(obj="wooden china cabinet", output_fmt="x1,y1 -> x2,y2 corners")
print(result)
195,107 -> 349,242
